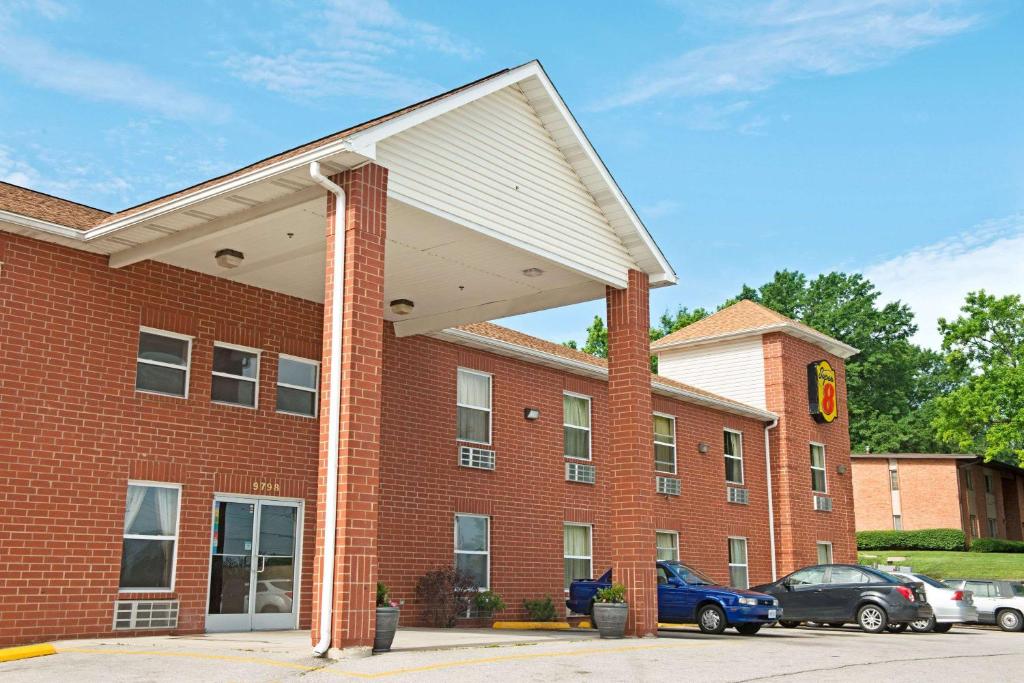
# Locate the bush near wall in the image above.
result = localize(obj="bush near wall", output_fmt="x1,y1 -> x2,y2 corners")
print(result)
969,538 -> 1024,553
856,529 -> 966,551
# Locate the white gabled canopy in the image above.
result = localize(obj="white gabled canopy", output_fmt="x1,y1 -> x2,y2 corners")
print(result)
1,61 -> 676,337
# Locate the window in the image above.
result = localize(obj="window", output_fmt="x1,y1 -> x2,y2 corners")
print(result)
563,524 -> 592,590
136,329 -> 191,397
728,537 -> 749,588
563,393 -> 591,460
965,470 -> 974,490
965,581 -> 994,598
788,567 -> 826,586
810,443 -> 827,493
654,414 -> 676,474
454,514 -> 489,589
829,566 -> 869,584
457,369 -> 491,444
889,465 -> 900,491
970,514 -> 979,537
816,541 -> 833,564
119,483 -> 180,591
212,343 -> 259,408
984,474 -> 994,494
724,429 -> 744,484
656,531 -> 679,561
893,515 -> 903,530
988,518 -> 998,537
276,355 -> 319,417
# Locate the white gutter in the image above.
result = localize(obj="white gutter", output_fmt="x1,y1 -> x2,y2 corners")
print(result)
764,418 -> 780,582
309,161 -> 345,657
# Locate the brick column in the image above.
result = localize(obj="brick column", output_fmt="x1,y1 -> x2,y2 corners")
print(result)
311,163 -> 388,650
606,269 -> 658,637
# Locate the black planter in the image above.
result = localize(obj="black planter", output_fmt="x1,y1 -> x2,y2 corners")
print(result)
374,607 -> 400,652
592,603 -> 628,639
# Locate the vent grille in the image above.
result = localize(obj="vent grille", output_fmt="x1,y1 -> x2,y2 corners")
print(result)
727,487 -> 749,504
565,462 -> 596,484
113,600 -> 179,630
459,446 -> 496,470
813,494 -> 833,511
656,476 -> 681,496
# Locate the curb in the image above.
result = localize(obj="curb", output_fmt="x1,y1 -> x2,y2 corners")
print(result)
492,621 -> 572,630
0,644 -> 57,663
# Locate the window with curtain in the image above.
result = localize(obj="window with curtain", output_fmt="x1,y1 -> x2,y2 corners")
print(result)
654,414 -> 676,474
810,443 -> 827,493
136,329 -> 191,397
563,394 -> 591,460
563,524 -> 592,590
724,430 -> 743,485
120,483 -> 180,590
277,355 -> 319,417
455,514 -> 489,589
212,344 -> 259,408
728,537 -> 748,588
656,531 -> 679,561
457,369 -> 491,444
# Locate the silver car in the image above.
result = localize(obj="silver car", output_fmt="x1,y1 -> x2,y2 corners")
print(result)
892,572 -> 977,632
943,579 -> 1024,632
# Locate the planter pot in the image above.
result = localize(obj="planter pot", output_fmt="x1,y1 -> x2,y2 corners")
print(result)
592,603 -> 628,639
374,607 -> 400,652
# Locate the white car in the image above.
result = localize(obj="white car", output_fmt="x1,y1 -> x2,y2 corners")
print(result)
892,572 -> 977,632
943,579 -> 1024,632
255,579 -> 294,614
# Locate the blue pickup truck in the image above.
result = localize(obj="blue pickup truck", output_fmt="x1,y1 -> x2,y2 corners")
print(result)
567,561 -> 781,634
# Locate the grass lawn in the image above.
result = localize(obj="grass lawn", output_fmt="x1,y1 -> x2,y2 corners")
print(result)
858,549 -> 1024,580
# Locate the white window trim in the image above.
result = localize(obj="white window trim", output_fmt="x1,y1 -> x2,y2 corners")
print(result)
816,541 -> 834,564
136,327 -> 193,399
454,513 -> 490,591
656,530 -> 680,562
212,341 -> 261,409
456,368 -> 493,446
724,428 -> 744,485
276,354 -> 320,418
893,514 -> 903,530
119,480 -> 182,594
563,522 -> 593,592
727,536 -> 749,589
654,412 -> 677,475
563,391 -> 592,461
810,442 -> 828,494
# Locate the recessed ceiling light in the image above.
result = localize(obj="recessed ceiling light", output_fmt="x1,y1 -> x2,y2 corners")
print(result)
522,267 -> 544,278
389,299 -> 415,315
215,248 -> 244,269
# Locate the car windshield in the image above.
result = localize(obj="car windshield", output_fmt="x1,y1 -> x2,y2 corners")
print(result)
912,574 -> 947,589
864,568 -> 901,583
666,562 -> 715,585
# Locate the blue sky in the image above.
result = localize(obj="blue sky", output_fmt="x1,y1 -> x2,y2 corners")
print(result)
1,1 -> 1022,348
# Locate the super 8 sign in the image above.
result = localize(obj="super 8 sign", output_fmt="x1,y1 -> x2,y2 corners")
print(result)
807,360 -> 838,424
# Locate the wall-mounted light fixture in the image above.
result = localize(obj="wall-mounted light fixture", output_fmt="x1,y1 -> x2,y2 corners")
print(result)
836,464 -> 847,475
697,442 -> 710,454
215,248 -> 244,269
524,407 -> 540,420
389,299 -> 415,315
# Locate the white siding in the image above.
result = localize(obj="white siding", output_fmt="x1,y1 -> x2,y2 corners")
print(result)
656,337 -> 767,409
376,84 -> 637,286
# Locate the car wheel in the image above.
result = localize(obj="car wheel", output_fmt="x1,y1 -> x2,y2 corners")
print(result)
910,616 -> 936,633
736,624 -> 761,636
932,623 -> 953,633
697,605 -> 727,635
857,604 -> 887,634
779,620 -> 801,629
886,623 -> 908,633
997,609 -> 1023,632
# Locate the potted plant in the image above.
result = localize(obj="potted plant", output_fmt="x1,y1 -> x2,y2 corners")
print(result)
473,590 -> 506,623
592,583 -> 627,639
374,582 -> 400,653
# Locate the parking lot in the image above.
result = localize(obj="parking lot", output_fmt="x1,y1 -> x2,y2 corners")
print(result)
3,625 -> 1021,682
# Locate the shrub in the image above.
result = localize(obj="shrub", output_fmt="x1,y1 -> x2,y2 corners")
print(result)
415,567 -> 477,627
970,537 -> 1024,553
376,582 -> 392,608
856,528 -> 965,551
473,590 -> 506,615
523,596 -> 558,621
595,583 -> 627,604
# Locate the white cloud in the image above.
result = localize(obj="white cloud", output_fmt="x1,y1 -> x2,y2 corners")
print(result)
640,199 -> 682,219
597,1 -> 979,110
863,214 -> 1024,349
224,0 -> 477,101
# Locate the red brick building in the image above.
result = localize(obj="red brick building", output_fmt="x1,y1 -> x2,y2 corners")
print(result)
0,62 -> 857,651
852,453 -> 1024,543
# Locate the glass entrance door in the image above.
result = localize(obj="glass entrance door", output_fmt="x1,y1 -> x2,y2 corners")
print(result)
206,497 -> 301,632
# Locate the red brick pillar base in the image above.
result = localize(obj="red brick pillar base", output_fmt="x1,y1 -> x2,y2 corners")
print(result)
311,163 -> 388,650
606,269 -> 658,637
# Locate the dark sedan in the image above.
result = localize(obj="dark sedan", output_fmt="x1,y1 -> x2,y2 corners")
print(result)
752,564 -> 932,633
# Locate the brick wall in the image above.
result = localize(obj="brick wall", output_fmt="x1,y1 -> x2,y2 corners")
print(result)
851,458 -> 894,531
895,459 -> 962,530
762,333 -> 856,573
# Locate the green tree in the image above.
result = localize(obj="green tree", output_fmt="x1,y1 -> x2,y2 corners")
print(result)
650,305 -> 710,342
934,291 -> 1024,465
582,315 -> 608,359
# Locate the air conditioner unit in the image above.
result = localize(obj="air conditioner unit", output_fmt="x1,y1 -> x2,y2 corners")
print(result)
656,476 -> 681,496
459,446 -> 496,470
113,600 -> 179,630
565,462 -> 596,484
813,494 -> 833,512
727,487 -> 749,504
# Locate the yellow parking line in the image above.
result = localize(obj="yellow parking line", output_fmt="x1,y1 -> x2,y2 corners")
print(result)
56,647 -> 320,673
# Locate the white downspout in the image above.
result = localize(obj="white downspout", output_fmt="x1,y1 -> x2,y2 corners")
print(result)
764,418 -> 780,582
310,161 -> 345,657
